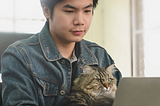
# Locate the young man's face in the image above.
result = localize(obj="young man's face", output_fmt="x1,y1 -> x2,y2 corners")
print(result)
48,0 -> 93,44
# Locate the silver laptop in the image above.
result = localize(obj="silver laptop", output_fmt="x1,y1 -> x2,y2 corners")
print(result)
113,77 -> 160,106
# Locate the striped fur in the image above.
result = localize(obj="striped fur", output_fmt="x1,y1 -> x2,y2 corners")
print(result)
60,64 -> 117,106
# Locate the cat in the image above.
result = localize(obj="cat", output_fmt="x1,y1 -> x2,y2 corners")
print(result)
59,64 -> 117,106
89,95 -> 114,106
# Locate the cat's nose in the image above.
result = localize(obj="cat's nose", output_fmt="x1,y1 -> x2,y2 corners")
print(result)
104,82 -> 109,88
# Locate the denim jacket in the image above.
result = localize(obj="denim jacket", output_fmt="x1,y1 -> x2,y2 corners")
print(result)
1,22 -> 122,106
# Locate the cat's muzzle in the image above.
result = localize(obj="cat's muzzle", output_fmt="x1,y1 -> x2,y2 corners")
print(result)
104,87 -> 110,91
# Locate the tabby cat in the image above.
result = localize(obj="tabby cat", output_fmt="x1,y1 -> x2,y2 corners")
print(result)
60,64 -> 117,106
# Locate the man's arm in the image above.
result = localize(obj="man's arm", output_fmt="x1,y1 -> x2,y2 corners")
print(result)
1,45 -> 39,106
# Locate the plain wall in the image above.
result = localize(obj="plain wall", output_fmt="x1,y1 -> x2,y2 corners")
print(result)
85,0 -> 131,77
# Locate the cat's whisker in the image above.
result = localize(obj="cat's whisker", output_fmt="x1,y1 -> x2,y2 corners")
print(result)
104,87 -> 110,91
107,87 -> 110,91
104,87 -> 107,90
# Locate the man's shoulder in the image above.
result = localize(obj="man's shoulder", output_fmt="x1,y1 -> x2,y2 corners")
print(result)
81,39 -> 105,50
11,33 -> 40,48
19,33 -> 39,45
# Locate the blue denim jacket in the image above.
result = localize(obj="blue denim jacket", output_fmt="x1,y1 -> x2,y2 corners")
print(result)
1,22 -> 122,106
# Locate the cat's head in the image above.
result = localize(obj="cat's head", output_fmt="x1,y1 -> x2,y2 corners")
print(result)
72,64 -> 117,98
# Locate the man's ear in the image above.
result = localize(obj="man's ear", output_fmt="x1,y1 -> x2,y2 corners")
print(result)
42,4 -> 51,19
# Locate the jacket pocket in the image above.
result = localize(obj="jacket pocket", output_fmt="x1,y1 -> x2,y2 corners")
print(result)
36,78 -> 59,96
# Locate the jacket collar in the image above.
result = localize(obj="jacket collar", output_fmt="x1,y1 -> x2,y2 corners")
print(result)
39,22 -> 98,65
79,40 -> 98,65
39,21 -> 62,61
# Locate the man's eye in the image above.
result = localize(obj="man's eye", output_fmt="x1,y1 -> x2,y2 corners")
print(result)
65,11 -> 74,13
85,10 -> 91,13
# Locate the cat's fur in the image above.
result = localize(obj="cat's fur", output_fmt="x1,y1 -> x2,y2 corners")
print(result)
60,64 -> 117,106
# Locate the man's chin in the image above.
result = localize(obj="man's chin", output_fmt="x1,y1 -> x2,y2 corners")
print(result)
72,38 -> 83,42
74,39 -> 83,42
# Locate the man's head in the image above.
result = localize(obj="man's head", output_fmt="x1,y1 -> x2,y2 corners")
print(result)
40,0 -> 98,19
41,0 -> 98,44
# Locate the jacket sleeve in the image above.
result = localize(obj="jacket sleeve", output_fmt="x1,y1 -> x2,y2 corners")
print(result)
112,65 -> 122,86
1,45 -> 39,106
105,51 -> 122,86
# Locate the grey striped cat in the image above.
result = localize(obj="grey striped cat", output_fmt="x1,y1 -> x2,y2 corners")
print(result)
60,64 -> 117,106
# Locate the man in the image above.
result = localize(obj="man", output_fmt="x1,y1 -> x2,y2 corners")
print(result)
1,0 -> 122,106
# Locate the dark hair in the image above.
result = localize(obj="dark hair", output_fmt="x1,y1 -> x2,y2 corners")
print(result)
40,0 -> 98,19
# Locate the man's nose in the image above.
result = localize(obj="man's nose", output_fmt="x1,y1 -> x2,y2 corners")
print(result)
73,12 -> 84,26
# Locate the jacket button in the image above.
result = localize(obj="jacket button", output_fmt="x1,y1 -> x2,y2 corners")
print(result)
61,60 -> 65,64
60,90 -> 65,95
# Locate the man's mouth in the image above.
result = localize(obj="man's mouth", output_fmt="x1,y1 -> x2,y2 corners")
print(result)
71,30 -> 84,35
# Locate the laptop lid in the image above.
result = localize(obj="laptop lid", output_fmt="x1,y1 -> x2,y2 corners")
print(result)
113,77 -> 160,106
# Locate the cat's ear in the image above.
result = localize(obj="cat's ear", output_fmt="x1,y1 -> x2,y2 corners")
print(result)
83,65 -> 93,74
106,64 -> 115,73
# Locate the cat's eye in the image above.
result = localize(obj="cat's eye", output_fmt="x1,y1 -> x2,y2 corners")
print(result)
97,79 -> 101,82
107,79 -> 111,83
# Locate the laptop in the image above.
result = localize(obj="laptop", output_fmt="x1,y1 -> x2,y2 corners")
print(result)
113,77 -> 160,106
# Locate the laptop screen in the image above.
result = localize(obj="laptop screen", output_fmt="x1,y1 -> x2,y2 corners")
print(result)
113,77 -> 160,106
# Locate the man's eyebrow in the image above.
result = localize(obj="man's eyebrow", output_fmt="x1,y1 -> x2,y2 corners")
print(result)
83,4 -> 93,9
63,4 -> 93,10
63,4 -> 77,9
